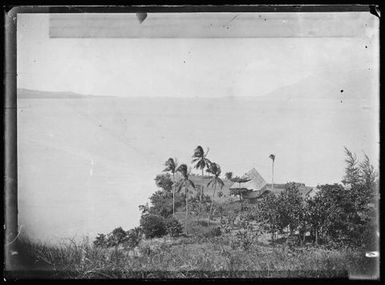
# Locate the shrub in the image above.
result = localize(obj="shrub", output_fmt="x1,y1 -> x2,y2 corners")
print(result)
148,174 -> 185,218
124,227 -> 142,248
197,220 -> 209,227
93,233 -> 108,248
362,223 -> 378,251
209,227 -> 222,237
140,214 -> 167,239
230,229 -> 257,251
107,227 -> 128,247
165,217 -> 183,237
220,217 -> 232,234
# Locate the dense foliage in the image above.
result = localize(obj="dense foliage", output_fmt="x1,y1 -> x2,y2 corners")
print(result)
125,227 -> 143,248
165,216 -> 183,237
140,214 -> 167,239
95,146 -> 377,256
93,226 -> 142,249
154,173 -> 173,192
189,194 -> 212,222
252,148 -> 378,248
140,173 -> 185,218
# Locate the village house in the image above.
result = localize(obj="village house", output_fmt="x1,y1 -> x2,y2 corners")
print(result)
229,168 -> 317,202
187,168 -> 316,202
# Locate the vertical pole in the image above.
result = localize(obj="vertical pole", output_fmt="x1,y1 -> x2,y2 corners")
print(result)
201,169 -> 204,201
271,159 -> 274,190
185,188 -> 188,235
172,173 -> 175,216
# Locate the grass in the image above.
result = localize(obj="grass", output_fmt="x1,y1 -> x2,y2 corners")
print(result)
7,234 -> 378,279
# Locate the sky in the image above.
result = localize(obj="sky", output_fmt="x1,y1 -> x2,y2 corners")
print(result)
17,12 -> 378,98
16,12 -> 379,242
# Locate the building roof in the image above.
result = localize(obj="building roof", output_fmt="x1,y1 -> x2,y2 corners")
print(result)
242,190 -> 263,199
229,168 -> 266,191
298,185 -> 314,197
260,183 -> 286,195
175,170 -> 315,201
244,183 -> 316,200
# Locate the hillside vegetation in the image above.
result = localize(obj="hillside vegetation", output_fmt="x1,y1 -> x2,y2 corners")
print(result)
13,146 -> 379,279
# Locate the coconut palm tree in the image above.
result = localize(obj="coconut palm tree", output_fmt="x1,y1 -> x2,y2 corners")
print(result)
176,164 -> 196,234
163,158 -> 178,216
206,162 -> 224,223
192,145 -> 211,200
269,154 -> 276,191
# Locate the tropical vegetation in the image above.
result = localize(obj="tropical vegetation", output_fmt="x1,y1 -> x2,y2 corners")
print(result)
15,146 -> 378,279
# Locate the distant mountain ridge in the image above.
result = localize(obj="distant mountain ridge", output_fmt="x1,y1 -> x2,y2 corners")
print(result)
17,88 -> 113,99
258,68 -> 377,103
18,67 -> 377,102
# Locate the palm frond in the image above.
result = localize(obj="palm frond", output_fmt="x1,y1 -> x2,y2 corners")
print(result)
163,157 -> 176,173
176,164 -> 188,178
225,172 -> 233,180
192,157 -> 201,163
204,158 -> 212,168
206,162 -> 221,177
196,160 -> 206,169
218,178 -> 225,189
187,179 -> 196,189
192,145 -> 204,158
175,180 -> 184,193
216,164 -> 222,176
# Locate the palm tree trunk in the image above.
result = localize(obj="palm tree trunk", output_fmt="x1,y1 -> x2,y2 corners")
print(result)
201,169 -> 204,201
172,173 -> 175,216
185,188 -> 188,235
197,204 -> 201,223
271,160 -> 274,190
209,185 -> 216,223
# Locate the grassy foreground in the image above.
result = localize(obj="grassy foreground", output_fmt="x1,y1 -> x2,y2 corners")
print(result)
10,235 -> 378,279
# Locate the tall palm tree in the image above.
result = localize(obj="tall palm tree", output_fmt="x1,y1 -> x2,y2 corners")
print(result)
269,154 -> 276,191
192,145 -> 211,200
163,158 -> 178,216
206,162 -> 224,223
176,164 -> 196,234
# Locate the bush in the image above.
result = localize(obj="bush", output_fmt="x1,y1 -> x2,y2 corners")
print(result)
147,174 -> 185,218
165,217 -> 183,237
93,233 -> 108,248
124,227 -> 142,248
230,229 -> 257,251
107,227 -> 128,247
197,220 -> 209,227
140,214 -> 167,239
208,227 -> 222,238
220,217 -> 233,234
